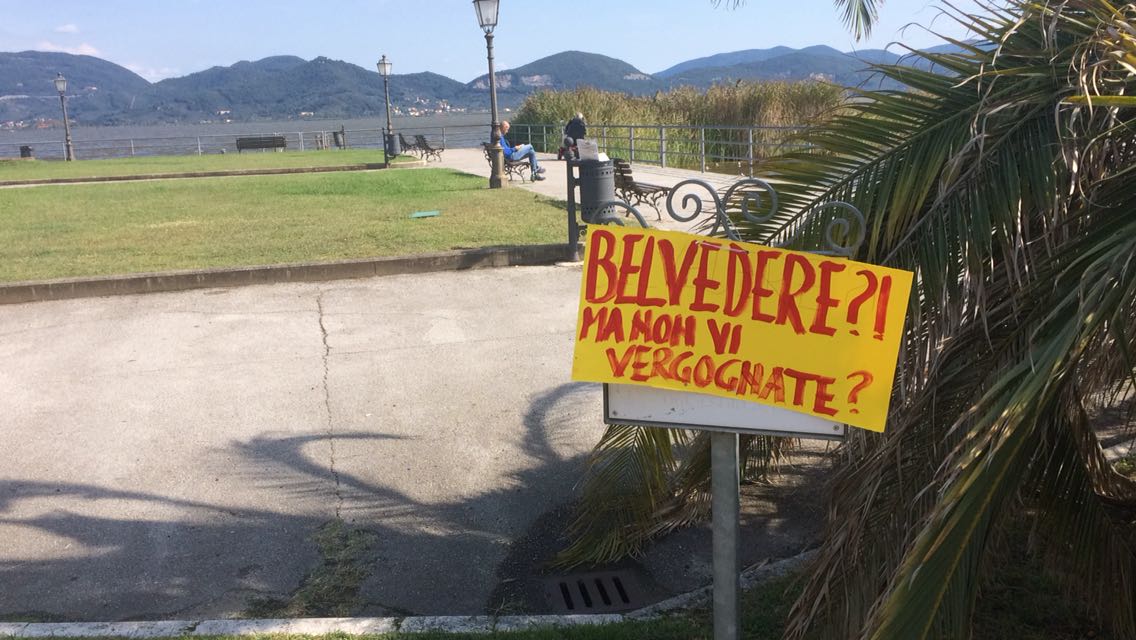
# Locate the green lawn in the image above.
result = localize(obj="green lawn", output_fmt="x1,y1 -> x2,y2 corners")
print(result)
0,149 -> 418,182
0,169 -> 566,282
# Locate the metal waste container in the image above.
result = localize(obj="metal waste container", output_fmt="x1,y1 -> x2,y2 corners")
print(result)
385,132 -> 401,159
577,159 -> 616,223
19,145 -> 33,159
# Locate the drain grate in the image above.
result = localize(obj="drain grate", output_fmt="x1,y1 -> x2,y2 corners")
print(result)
542,569 -> 642,614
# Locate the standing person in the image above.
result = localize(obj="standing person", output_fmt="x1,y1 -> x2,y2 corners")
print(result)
499,121 -> 546,181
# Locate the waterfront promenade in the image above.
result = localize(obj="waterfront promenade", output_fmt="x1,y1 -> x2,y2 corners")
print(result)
426,148 -> 742,235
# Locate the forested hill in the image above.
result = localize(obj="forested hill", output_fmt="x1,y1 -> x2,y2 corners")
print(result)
1,45 -> 965,126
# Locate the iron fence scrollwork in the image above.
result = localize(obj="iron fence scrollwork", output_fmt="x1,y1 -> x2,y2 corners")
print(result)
586,176 -> 866,259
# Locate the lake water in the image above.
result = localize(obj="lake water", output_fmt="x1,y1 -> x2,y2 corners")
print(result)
1,113 -> 498,160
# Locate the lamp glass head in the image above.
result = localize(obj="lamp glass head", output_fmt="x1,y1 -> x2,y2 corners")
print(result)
472,0 -> 499,33
376,55 -> 392,77
54,73 -> 67,93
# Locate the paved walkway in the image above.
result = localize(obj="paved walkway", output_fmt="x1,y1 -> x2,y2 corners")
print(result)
1,267 -> 600,619
423,148 -> 742,234
0,153 -> 823,622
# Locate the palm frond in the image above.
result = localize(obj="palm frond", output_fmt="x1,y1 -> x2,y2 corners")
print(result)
556,425 -> 793,567
751,0 -> 1136,636
711,0 -> 882,39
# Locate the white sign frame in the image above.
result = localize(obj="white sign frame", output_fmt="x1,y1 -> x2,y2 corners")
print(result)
604,383 -> 846,440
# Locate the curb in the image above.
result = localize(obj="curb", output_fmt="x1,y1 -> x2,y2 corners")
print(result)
0,160 -> 429,187
0,553 -> 815,637
0,243 -> 580,305
626,549 -> 816,619
0,615 -> 623,638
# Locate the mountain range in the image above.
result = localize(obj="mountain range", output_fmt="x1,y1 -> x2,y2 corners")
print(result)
0,45 -> 957,127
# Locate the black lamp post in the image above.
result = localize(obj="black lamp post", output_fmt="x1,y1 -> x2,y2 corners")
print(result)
376,55 -> 400,161
53,73 -> 75,161
473,0 -> 506,189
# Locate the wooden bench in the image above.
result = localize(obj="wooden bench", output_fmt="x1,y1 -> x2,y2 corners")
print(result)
612,158 -> 669,219
235,135 -> 287,153
415,135 -> 444,162
482,142 -> 530,182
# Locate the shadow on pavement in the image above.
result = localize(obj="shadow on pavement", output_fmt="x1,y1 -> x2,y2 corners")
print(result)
0,384 -> 599,621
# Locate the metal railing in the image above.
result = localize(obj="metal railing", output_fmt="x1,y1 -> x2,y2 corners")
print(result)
2,121 -> 809,172
509,122 -> 810,175
0,124 -> 491,161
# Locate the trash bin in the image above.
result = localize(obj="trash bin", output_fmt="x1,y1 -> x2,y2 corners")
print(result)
385,132 -> 401,158
19,145 -> 33,159
577,159 -> 616,223
332,129 -> 346,149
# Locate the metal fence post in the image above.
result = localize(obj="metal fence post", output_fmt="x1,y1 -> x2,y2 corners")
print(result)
601,126 -> 607,153
442,127 -> 447,150
700,127 -> 707,173
629,127 -> 636,163
130,139 -> 135,156
196,137 -> 203,155
659,126 -> 667,168
747,128 -> 755,177
298,132 -> 305,151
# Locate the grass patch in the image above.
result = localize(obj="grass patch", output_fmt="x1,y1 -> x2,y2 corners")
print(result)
0,168 -> 565,282
245,520 -> 379,618
1114,454 -> 1136,480
0,150 -> 415,182
973,556 -> 1102,639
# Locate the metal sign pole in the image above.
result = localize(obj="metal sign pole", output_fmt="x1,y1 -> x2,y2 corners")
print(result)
711,430 -> 740,640
589,177 -> 868,640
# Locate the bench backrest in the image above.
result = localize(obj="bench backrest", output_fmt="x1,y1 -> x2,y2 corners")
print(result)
611,158 -> 634,185
416,134 -> 441,150
236,136 -> 286,149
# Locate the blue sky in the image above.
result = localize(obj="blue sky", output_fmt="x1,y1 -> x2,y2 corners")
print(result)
1,0 -> 981,82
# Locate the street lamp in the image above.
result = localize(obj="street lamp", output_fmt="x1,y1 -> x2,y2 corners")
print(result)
376,54 -> 400,162
53,73 -> 75,161
473,0 -> 506,189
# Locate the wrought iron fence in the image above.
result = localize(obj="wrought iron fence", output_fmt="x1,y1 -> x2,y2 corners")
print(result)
508,122 -> 810,175
2,121 -> 810,172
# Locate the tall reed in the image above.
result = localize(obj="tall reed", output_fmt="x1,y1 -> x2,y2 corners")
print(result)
512,82 -> 844,171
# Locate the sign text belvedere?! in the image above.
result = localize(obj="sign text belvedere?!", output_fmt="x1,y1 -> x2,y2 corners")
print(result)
571,226 -> 913,432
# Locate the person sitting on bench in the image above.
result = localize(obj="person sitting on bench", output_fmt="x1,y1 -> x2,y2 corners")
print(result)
561,112 -> 587,159
500,121 -> 546,181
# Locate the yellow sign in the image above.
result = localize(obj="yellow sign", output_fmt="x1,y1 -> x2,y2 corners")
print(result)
571,226 -> 913,432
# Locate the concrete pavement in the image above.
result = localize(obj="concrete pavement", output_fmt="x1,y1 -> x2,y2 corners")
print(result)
0,154 -> 824,623
0,266 -> 603,619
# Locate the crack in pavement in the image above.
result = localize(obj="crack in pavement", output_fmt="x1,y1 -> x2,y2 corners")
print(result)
316,290 -> 343,519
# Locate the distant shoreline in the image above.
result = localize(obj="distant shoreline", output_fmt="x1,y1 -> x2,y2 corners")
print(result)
3,112 -> 494,145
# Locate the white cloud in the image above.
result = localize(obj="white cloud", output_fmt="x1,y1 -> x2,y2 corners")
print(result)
125,63 -> 181,82
36,40 -> 100,56
54,24 -> 80,34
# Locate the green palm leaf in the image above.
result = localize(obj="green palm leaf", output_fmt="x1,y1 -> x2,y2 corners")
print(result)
756,0 -> 1136,636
